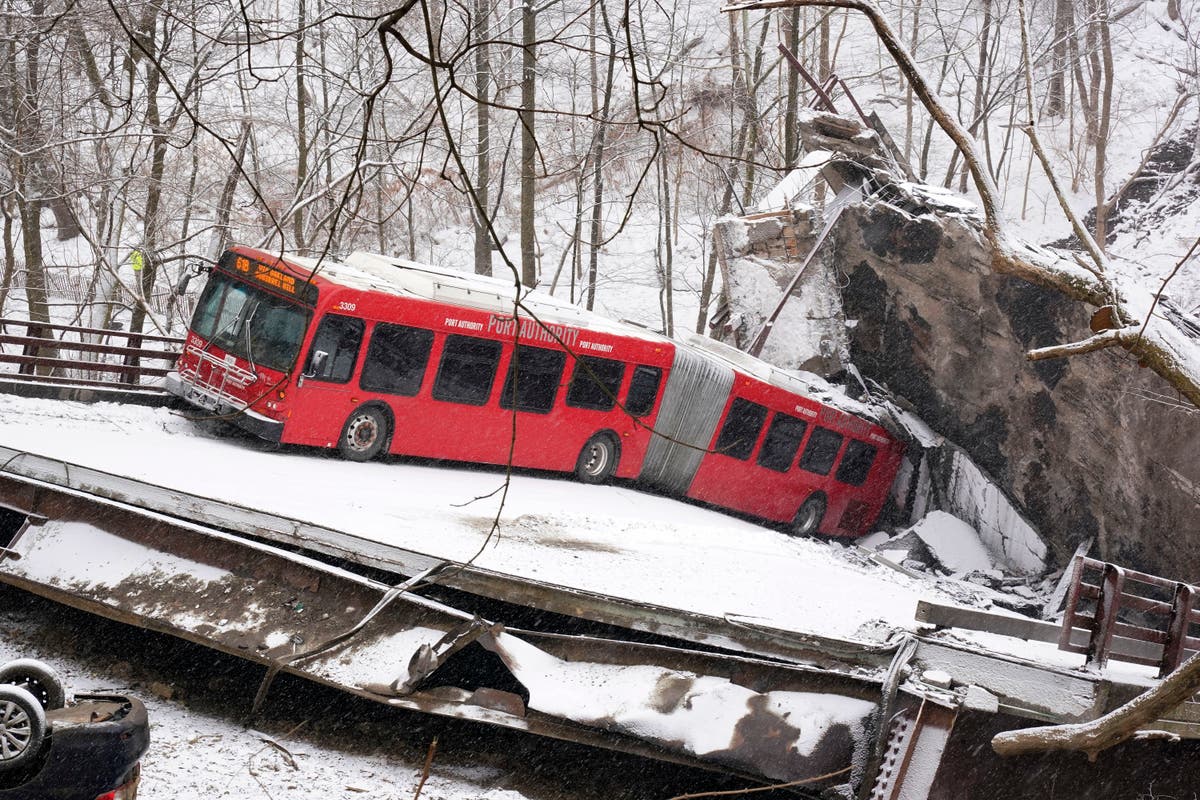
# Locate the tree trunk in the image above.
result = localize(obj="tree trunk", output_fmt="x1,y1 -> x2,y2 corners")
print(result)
519,0 -> 537,287
473,0 -> 492,275
1047,0 -> 1071,115
783,6 -> 801,167
16,191 -> 49,326
128,6 -> 165,342
0,197 -> 14,318
959,0 -> 991,193
209,123 -> 251,262
17,0 -> 50,327
1093,0 -> 1114,248
904,0 -> 921,163
586,0 -> 616,311
294,0 -> 309,252
47,195 -> 81,241
657,152 -> 674,336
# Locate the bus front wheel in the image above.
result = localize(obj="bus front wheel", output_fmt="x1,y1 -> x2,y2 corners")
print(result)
339,407 -> 388,462
791,494 -> 827,537
575,433 -> 619,484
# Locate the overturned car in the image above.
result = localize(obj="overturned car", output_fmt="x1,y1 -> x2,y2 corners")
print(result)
0,658 -> 148,800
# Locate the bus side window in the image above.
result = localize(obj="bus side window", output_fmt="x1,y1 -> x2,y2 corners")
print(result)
304,314 -> 364,383
500,345 -> 567,413
566,356 -> 625,411
836,440 -> 878,486
360,323 -> 434,396
625,365 -> 662,417
756,412 -> 808,472
798,426 -> 844,476
432,335 -> 503,406
714,398 -> 768,460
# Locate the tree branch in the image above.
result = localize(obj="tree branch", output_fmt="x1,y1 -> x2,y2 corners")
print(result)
1026,329 -> 1124,360
993,649 -> 1200,759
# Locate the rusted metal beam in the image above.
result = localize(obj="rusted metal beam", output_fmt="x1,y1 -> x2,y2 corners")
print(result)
916,600 -> 1162,664
1162,582 -> 1196,676
865,699 -> 959,800
777,43 -> 839,114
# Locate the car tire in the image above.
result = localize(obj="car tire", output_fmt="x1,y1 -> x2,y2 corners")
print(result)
338,406 -> 389,462
575,433 -> 619,484
791,494 -> 827,537
0,659 -> 66,711
0,684 -> 47,773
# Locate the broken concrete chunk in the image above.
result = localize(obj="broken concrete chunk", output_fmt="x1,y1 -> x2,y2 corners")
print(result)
905,511 -> 994,576
920,669 -> 953,689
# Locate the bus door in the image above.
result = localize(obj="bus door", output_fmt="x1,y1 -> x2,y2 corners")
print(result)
288,313 -> 367,447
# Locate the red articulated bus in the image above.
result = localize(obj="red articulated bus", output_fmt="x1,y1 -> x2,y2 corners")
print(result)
167,245 -> 904,537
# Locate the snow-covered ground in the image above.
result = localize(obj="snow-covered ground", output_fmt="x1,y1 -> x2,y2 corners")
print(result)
0,393 -> 994,644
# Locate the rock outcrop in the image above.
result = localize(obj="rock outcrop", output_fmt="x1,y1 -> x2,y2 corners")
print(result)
714,110 -> 1199,576
836,195 -> 1200,575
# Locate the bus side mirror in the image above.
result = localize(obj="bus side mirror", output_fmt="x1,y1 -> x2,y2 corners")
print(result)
174,272 -> 194,296
304,350 -> 329,378
174,263 -> 210,296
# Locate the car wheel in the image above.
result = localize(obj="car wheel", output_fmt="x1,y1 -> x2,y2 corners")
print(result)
791,494 -> 827,537
338,407 -> 388,462
0,659 -> 65,711
575,433 -> 619,484
0,685 -> 46,773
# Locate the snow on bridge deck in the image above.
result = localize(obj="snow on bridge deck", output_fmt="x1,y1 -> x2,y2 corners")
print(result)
0,392 -> 956,646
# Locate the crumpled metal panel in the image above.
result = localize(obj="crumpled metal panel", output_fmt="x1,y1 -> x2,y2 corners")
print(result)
484,630 -> 874,783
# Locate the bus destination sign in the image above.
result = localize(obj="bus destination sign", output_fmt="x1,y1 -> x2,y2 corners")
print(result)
235,256 -> 299,296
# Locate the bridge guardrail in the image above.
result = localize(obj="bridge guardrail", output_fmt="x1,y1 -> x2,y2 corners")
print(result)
0,317 -> 183,391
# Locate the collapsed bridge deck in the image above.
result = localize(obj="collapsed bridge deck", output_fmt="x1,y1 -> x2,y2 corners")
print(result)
1,395 -> 1198,797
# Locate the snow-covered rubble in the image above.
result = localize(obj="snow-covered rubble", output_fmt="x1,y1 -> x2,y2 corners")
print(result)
885,405 -> 1048,576
0,592 -> 543,800
896,511 -> 995,575
486,632 -> 875,782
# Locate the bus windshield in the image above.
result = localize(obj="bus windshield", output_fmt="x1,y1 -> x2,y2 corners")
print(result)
191,270 -> 311,373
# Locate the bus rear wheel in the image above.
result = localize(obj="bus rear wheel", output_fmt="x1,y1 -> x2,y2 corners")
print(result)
575,433 -> 619,484
339,407 -> 388,462
791,494 -> 827,537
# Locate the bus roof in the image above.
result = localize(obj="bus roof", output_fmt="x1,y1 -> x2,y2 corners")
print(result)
681,332 -> 884,424
272,247 -> 885,428
281,250 -> 674,345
